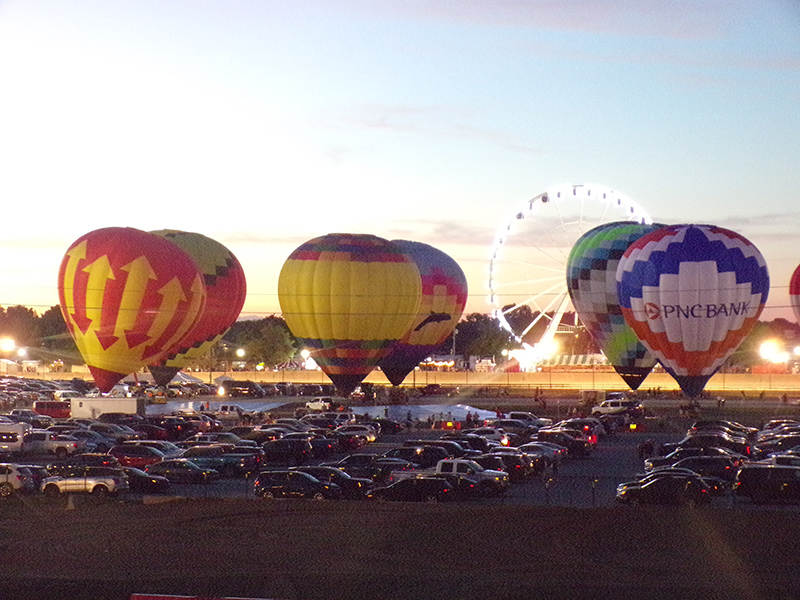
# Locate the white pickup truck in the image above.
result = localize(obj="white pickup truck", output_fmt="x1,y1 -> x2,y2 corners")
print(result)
22,430 -> 82,458
388,458 -> 510,495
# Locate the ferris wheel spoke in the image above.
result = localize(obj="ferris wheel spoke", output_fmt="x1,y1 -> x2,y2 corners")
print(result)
489,183 -> 651,345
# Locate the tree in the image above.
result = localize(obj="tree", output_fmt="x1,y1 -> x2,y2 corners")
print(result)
224,316 -> 297,368
453,313 -> 513,360
0,305 -> 41,346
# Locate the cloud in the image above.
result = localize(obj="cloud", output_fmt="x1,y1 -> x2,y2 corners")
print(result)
333,104 -> 546,155
350,0 -> 743,41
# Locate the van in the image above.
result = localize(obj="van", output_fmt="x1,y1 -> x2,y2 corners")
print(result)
53,390 -> 81,401
0,423 -> 32,455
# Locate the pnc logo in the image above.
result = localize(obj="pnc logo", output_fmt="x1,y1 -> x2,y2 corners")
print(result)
644,302 -> 660,320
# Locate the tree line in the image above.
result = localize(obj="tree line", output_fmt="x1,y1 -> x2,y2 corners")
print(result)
1,304 -> 796,371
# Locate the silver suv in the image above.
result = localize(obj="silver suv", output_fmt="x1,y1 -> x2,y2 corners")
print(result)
41,466 -> 129,497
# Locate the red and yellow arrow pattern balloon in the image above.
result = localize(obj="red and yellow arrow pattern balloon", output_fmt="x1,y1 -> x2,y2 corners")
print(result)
58,227 -> 207,392
148,230 -> 247,386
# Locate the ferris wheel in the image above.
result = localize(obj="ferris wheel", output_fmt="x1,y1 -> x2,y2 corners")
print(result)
488,183 -> 652,359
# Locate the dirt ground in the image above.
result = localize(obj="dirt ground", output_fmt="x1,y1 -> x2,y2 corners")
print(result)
1,496 -> 799,600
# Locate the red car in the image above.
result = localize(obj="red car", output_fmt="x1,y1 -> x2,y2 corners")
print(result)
108,445 -> 165,469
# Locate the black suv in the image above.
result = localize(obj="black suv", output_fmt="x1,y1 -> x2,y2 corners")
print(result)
735,464 -> 800,504
368,477 -> 453,502
218,380 -> 266,398
254,470 -> 341,500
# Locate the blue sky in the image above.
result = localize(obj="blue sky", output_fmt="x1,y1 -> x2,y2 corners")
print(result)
1,0 -> 799,321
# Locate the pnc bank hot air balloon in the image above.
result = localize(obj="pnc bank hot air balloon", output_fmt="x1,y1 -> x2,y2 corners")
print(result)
566,222 -> 663,390
277,233 -> 422,397
616,224 -> 769,398
147,230 -> 247,387
58,227 -> 207,393
378,240 -> 468,386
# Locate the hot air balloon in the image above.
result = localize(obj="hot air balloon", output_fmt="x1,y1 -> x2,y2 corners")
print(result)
790,265 -> 800,323
147,230 -> 247,387
616,224 -> 769,398
277,233 -> 422,396
566,221 -> 663,390
378,241 -> 468,386
58,227 -> 207,393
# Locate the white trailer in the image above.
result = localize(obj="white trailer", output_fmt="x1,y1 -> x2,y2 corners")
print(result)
70,397 -> 146,419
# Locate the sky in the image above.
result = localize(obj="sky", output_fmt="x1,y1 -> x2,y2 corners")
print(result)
1,0 -> 799,324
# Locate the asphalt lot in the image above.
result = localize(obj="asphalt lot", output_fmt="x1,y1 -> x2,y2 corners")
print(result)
4,401 -> 800,599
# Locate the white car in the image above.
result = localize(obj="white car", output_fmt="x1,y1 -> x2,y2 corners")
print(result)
305,397 -> 333,412
335,424 -> 378,443
471,427 -> 510,447
0,463 -> 35,497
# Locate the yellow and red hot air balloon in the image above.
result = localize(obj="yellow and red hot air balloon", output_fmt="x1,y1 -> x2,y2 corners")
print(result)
147,230 -> 247,387
278,233 -> 421,396
58,227 -> 207,393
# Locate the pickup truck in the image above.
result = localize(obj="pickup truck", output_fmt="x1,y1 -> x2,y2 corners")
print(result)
179,444 -> 260,477
22,430 -> 82,458
388,458 -> 510,495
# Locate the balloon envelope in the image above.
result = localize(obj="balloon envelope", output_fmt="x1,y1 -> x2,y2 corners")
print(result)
616,224 -> 769,397
148,230 -> 247,386
378,240 -> 468,386
789,265 -> 800,324
566,222 -> 663,390
58,227 -> 207,392
277,233 -> 421,396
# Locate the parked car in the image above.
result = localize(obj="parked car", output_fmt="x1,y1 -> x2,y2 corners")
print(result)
671,456 -> 741,482
108,444 -> 166,469
304,397 -> 334,412
217,381 -> 267,399
0,463 -> 35,497
592,399 -> 644,418
644,446 -> 741,471
261,438 -> 314,465
21,430 -> 81,458
381,445 -> 450,468
324,454 -> 416,483
47,453 -> 122,475
535,429 -> 593,458
290,465 -> 373,499
615,471 -> 711,506
145,459 -> 219,484
122,440 -> 183,458
253,470 -> 341,500
41,466 -> 129,497
88,423 -> 139,443
68,429 -> 117,453
735,463 -> 800,504
180,444 -> 259,477
121,467 -> 171,494
368,476 -> 454,502
334,424 -> 378,443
